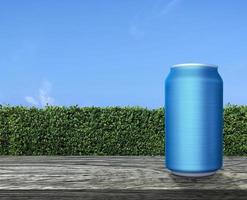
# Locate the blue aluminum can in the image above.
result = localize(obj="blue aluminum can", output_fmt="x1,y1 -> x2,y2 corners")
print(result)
165,63 -> 223,177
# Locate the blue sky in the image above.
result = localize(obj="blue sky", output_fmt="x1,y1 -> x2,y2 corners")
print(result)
0,0 -> 247,108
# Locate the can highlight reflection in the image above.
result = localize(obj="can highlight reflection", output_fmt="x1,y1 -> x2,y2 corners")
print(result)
165,63 -> 223,177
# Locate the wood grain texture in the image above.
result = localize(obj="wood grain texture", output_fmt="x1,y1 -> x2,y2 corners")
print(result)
0,156 -> 246,199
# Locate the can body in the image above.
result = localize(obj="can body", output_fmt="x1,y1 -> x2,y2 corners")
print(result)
165,63 -> 223,177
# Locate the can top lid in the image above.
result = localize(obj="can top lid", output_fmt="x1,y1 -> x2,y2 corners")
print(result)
172,63 -> 218,68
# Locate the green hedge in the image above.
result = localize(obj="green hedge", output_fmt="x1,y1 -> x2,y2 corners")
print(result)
223,105 -> 247,155
0,105 -> 246,156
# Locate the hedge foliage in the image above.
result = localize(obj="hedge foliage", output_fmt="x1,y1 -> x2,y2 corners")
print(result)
0,105 -> 246,156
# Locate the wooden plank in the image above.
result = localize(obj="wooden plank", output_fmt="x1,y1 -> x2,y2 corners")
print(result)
0,156 -> 246,199
0,190 -> 246,200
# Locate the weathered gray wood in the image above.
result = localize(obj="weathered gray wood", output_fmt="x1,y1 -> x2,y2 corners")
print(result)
0,156 -> 246,199
0,190 -> 246,200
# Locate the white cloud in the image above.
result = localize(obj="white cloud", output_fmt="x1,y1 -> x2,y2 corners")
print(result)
25,96 -> 39,106
159,0 -> 181,16
25,80 -> 55,107
129,0 -> 182,38
39,80 -> 55,107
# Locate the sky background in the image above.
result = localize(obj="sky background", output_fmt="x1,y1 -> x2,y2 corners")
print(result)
0,0 -> 247,108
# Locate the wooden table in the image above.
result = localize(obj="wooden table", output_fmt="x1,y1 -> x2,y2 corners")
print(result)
0,156 -> 246,199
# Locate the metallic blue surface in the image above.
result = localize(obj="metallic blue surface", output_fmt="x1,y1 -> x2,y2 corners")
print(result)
165,64 -> 223,174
